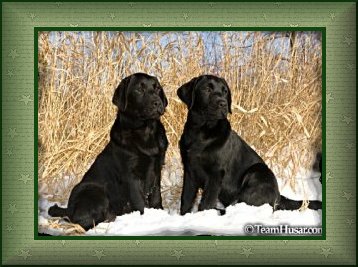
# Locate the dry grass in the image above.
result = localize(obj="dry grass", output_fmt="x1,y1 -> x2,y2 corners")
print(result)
38,31 -> 322,204
39,218 -> 86,235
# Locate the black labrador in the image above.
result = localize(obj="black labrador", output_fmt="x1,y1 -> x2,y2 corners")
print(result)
48,73 -> 168,230
177,74 -> 322,215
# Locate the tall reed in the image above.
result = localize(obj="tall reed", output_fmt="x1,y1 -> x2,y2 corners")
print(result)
38,31 -> 322,202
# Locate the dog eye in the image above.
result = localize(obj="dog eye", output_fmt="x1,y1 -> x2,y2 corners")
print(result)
139,82 -> 146,89
136,87 -> 145,94
222,87 -> 228,94
205,83 -> 214,92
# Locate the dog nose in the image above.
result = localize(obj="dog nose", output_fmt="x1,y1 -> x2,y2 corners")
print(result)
153,100 -> 164,113
217,100 -> 227,108
153,100 -> 160,107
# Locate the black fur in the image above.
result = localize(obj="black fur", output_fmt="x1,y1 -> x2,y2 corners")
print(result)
48,73 -> 168,230
177,74 -> 322,215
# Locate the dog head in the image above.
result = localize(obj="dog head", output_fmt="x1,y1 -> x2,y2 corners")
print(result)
177,75 -> 232,119
113,73 -> 168,120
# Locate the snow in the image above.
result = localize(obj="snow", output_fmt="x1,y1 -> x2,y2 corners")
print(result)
38,166 -> 322,236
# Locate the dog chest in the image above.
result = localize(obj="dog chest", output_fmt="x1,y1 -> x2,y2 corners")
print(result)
131,124 -> 166,156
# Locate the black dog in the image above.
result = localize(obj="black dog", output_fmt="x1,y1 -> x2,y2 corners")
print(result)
177,75 -> 322,215
48,73 -> 168,230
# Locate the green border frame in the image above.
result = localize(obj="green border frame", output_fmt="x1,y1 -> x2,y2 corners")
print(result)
34,26 -> 326,241
4,0 -> 355,1
2,1 -> 356,264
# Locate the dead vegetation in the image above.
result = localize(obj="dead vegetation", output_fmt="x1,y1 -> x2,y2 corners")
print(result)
38,31 -> 322,204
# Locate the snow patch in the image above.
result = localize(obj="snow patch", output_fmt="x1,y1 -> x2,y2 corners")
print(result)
38,159 -> 322,236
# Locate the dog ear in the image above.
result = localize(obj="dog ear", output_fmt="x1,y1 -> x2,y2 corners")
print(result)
155,78 -> 168,108
177,77 -> 199,109
159,85 -> 168,107
112,75 -> 132,111
221,78 -> 232,114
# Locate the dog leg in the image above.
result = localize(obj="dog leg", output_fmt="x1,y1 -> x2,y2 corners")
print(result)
180,172 -> 199,215
148,185 -> 163,209
128,179 -> 145,214
198,177 -> 222,211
